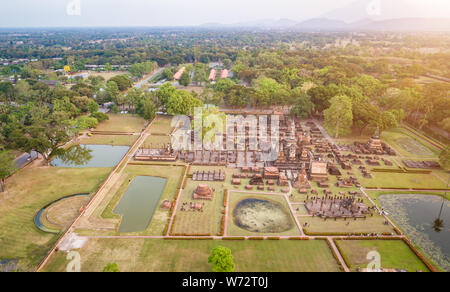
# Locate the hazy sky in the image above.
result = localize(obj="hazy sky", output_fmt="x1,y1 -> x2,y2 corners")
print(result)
1,0 -> 449,27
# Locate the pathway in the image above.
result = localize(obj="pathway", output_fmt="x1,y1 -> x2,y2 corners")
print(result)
327,237 -> 350,272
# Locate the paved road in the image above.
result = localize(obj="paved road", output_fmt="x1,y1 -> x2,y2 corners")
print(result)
14,151 -> 38,169
134,68 -> 164,89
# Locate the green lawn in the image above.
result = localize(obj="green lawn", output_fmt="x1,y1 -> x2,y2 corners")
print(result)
148,115 -> 175,135
42,238 -> 341,272
78,134 -> 138,146
360,172 -> 447,189
94,114 -> 148,133
143,135 -> 172,148
381,128 -> 439,157
299,215 -> 395,235
335,239 -> 430,272
171,179 -> 225,236
0,166 -> 111,271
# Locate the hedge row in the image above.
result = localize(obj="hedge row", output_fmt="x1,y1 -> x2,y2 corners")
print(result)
223,190 -> 228,208
401,238 -> 438,272
164,237 -> 215,240
217,215 -> 226,236
288,237 -> 310,240
222,237 -> 246,240
333,240 -> 351,270
325,239 -> 345,271
372,168 -> 431,174
170,233 -> 212,237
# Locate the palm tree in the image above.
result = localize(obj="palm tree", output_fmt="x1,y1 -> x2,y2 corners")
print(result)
433,177 -> 449,232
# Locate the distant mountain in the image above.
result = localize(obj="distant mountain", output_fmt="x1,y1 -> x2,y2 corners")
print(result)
294,18 -> 349,31
291,17 -> 450,32
200,18 -> 297,29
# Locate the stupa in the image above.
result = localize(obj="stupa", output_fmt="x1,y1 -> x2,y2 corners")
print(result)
193,184 -> 214,200
367,127 -> 383,152
293,168 -> 311,189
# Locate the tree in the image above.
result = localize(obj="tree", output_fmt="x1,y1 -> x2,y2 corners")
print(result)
27,124 -> 71,165
214,78 -> 235,93
208,246 -> 235,272
324,95 -> 353,138
440,146 -> 450,171
290,93 -> 313,118
179,71 -> 191,87
103,263 -> 120,272
87,99 -> 99,114
166,90 -> 202,116
106,81 -> 119,103
0,151 -> 16,192
137,98 -> 156,121
156,82 -> 177,106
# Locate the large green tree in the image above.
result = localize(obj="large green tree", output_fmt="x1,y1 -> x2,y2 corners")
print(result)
324,95 -> 353,138
0,151 -> 16,192
208,246 -> 235,272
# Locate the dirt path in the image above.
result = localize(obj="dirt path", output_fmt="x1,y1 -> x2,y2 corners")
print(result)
327,237 -> 350,272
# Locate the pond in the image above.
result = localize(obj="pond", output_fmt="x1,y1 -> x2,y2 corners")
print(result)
379,194 -> 450,271
232,198 -> 294,233
51,145 -> 129,168
34,193 -> 90,234
114,176 -> 167,233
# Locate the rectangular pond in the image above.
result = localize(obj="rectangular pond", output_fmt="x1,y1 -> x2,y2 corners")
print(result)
51,145 -> 129,168
114,176 -> 167,233
379,194 -> 450,271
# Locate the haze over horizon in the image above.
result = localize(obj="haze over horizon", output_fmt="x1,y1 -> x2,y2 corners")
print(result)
1,0 -> 450,28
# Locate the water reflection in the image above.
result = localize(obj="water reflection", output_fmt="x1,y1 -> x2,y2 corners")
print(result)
51,144 -> 129,168
379,194 -> 449,271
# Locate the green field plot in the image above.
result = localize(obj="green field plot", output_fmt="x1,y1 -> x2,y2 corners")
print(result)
78,134 -> 138,146
42,238 -> 341,272
94,114 -> 147,133
335,239 -> 430,272
0,167 -> 110,271
148,115 -> 175,135
170,179 -> 225,235
359,172 -> 447,189
299,215 -> 395,235
381,129 -> 438,157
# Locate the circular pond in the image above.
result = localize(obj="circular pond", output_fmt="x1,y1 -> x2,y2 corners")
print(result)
232,198 -> 293,233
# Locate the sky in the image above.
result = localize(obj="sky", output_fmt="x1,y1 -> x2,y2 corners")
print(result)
0,0 -> 450,27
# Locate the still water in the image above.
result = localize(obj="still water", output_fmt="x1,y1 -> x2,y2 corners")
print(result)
114,176 -> 167,233
379,194 -> 450,271
51,145 -> 129,168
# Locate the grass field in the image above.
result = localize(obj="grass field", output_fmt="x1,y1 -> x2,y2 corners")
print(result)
78,134 -> 138,146
42,238 -> 341,272
299,215 -> 395,235
171,179 -> 224,236
148,115 -> 175,135
335,239 -> 430,272
359,172 -> 447,189
99,164 -> 185,236
143,135 -> 172,148
0,166 -> 110,271
381,128 -> 439,157
94,114 -> 147,133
